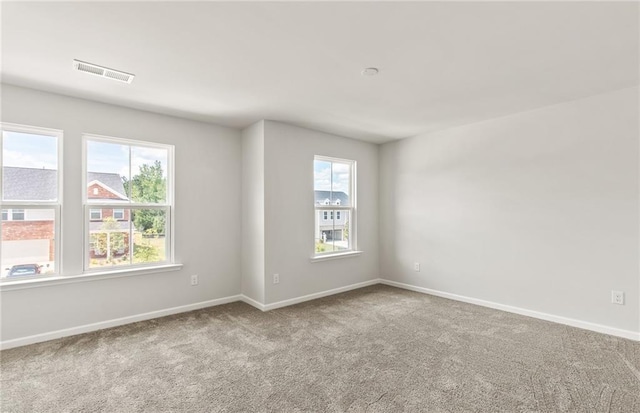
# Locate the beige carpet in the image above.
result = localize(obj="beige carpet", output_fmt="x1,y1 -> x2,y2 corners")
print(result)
1,285 -> 639,412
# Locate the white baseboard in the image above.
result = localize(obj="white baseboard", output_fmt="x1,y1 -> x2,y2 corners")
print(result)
240,294 -> 266,311
1,280 -> 381,350
5,278 -> 637,350
380,279 -> 640,342
0,295 -> 242,350
263,279 -> 381,311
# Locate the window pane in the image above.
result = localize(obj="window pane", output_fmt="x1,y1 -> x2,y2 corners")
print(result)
1,208 -> 56,278
315,210 -> 335,254
87,140 -> 130,203
313,159 -> 351,207
2,131 -> 58,202
314,209 -> 351,254
89,209 -> 102,220
88,211 -> 131,269
333,210 -> 351,252
331,161 -> 351,206
113,209 -> 125,220
132,208 -> 166,264
313,160 -> 332,192
314,160 -> 332,209
131,146 -> 168,204
11,209 -> 25,220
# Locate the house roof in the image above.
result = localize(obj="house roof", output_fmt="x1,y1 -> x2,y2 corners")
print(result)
2,167 -> 127,201
314,190 -> 349,206
2,167 -> 57,201
87,171 -> 128,200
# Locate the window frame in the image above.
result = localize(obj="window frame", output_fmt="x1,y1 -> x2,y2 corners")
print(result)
0,122 -> 63,279
313,155 -> 356,257
11,209 -> 25,220
82,133 -> 175,273
89,209 -> 102,220
112,209 -> 125,220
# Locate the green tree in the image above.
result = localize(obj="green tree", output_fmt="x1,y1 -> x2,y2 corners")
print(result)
124,161 -> 167,234
343,219 -> 349,240
92,217 -> 127,263
134,242 -> 159,263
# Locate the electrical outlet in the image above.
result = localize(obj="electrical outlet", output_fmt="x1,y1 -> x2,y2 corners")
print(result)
611,290 -> 624,305
190,274 -> 198,286
273,274 -> 280,284
414,262 -> 420,272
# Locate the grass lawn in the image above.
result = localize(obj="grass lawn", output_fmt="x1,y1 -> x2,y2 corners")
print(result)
89,233 -> 166,268
315,241 -> 336,253
133,233 -> 166,264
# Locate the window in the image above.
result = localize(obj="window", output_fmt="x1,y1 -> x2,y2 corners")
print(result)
11,209 -> 25,220
313,156 -> 355,255
89,209 -> 102,220
113,209 -> 124,220
84,135 -> 173,271
1,123 -> 62,278
1,209 -> 26,221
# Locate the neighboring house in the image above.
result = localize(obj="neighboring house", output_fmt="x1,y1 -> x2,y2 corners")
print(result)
87,171 -> 131,258
1,167 -> 132,267
314,190 -> 349,242
2,167 -> 56,270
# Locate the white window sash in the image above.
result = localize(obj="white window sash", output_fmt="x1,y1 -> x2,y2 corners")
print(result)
0,123 -> 63,279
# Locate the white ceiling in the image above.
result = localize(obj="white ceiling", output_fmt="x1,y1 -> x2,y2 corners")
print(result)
1,1 -> 638,144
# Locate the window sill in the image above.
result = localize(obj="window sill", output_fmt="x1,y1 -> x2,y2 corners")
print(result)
0,264 -> 183,291
310,251 -> 362,263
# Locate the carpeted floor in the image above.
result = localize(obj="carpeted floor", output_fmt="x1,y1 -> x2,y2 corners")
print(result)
1,285 -> 639,412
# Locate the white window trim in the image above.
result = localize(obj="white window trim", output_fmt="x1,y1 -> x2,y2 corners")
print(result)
113,209 -> 125,220
0,123 -> 63,279
11,209 -> 25,220
89,208 -> 102,220
82,133 -> 175,273
313,155 -> 357,258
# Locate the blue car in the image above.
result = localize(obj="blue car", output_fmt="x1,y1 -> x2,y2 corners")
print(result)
6,264 -> 41,277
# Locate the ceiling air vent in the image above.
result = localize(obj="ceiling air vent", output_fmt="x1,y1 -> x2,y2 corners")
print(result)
73,60 -> 135,84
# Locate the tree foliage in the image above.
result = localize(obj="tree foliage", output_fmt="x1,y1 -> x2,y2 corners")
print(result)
92,217 -> 127,262
123,160 -> 166,234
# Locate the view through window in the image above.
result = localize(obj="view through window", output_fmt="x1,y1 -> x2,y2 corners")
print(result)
1,124 -> 61,279
85,136 -> 173,270
313,156 -> 354,255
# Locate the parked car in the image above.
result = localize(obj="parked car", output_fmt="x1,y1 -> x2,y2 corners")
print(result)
5,264 -> 42,277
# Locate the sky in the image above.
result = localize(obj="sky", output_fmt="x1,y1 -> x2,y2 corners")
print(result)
87,140 -> 168,179
314,159 -> 350,195
1,131 -> 167,179
4,131 -> 345,193
2,131 -> 57,169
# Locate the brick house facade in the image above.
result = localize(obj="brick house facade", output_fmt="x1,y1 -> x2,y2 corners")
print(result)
2,167 -> 130,269
1,220 -> 55,261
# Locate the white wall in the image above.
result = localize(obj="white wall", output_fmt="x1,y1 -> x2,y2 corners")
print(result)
263,121 -> 379,304
1,84 -> 242,342
380,87 -> 640,334
241,121 -> 265,303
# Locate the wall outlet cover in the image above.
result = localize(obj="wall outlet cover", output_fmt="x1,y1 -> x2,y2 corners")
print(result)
611,290 -> 624,305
